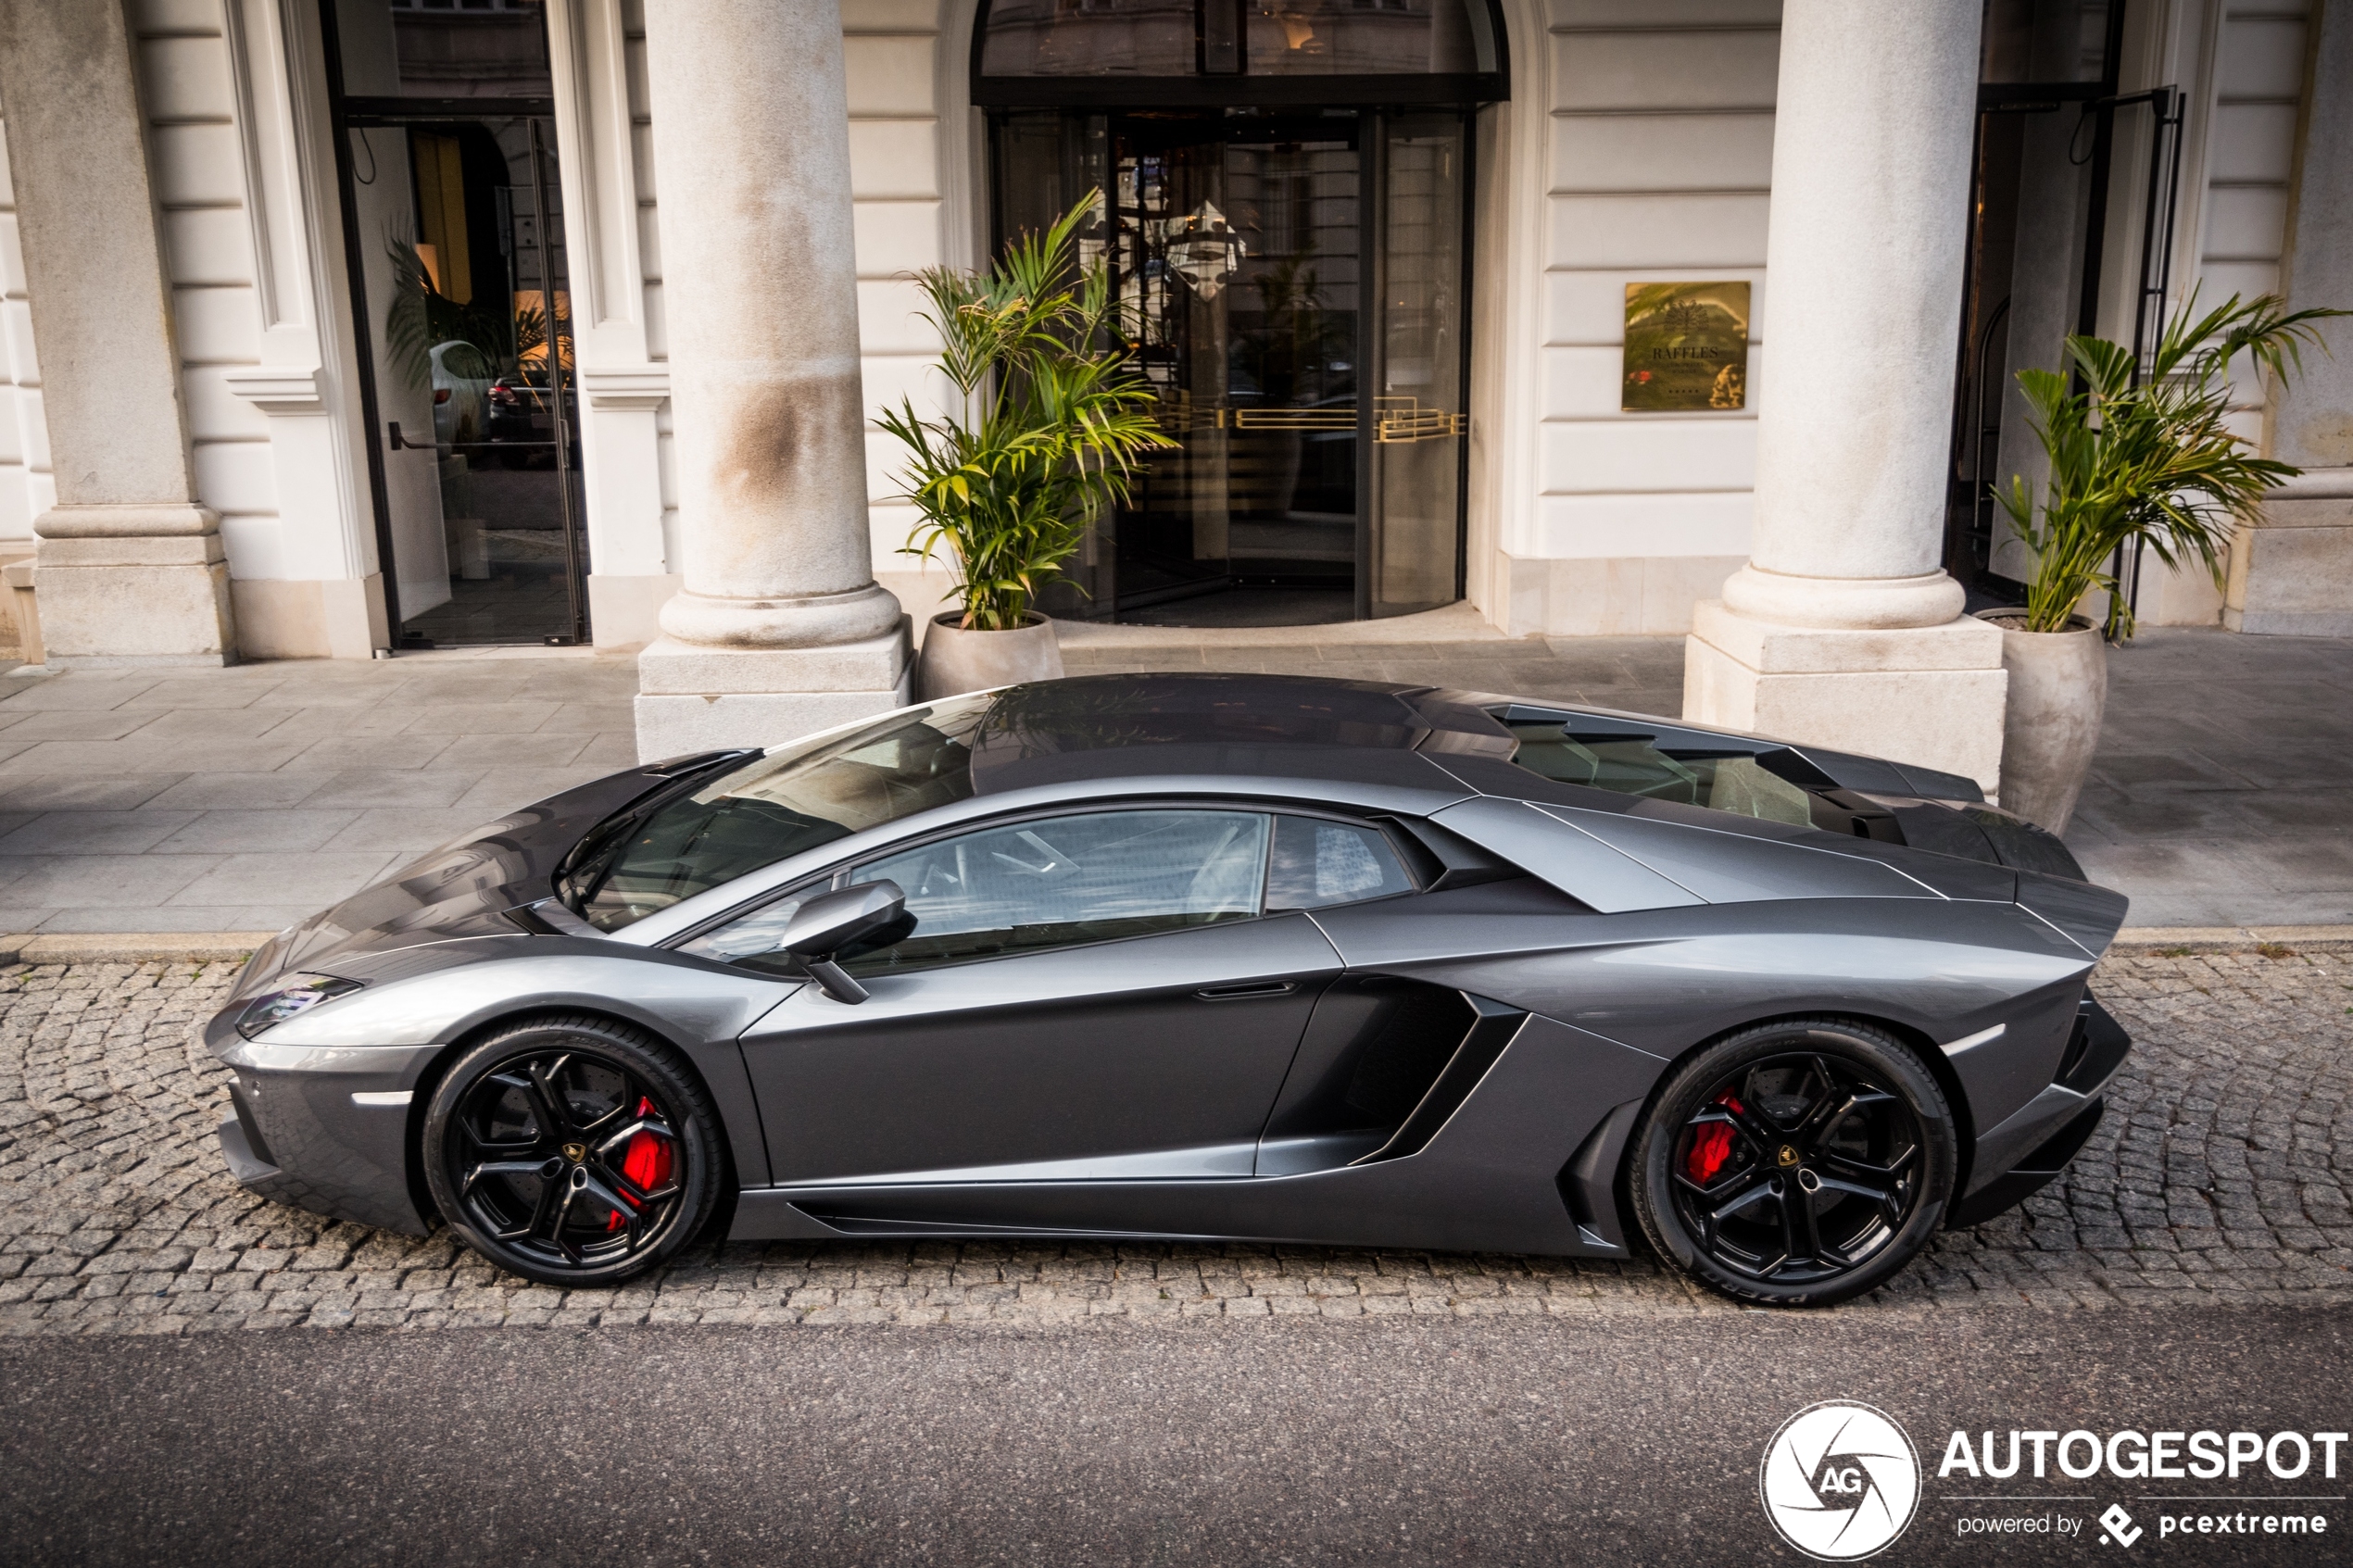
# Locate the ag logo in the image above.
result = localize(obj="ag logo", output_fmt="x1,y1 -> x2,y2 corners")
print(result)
1759,1401 -> 1921,1561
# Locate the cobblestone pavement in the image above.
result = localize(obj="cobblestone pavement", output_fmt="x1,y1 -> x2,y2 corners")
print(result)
1,950 -> 2348,1335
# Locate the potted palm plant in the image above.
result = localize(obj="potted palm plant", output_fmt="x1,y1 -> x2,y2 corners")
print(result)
879,195 -> 1174,698
1986,293 -> 2344,831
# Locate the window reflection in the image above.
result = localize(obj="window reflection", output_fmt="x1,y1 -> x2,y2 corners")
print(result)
1246,0 -> 1478,77
976,0 -> 1492,79
337,0 -> 554,101
844,809 -> 1271,972
1504,721 -> 1818,829
978,0 -> 1197,77
565,696 -> 996,930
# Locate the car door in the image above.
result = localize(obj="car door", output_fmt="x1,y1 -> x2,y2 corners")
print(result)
731,808 -> 1347,1184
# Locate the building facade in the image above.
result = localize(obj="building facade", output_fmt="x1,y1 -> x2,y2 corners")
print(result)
0,0 -> 2345,770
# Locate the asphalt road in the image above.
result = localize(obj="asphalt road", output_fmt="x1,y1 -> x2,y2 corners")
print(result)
6,1307 -> 2350,1568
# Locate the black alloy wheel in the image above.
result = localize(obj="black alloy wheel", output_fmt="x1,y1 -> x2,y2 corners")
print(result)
422,1016 -> 723,1287
1629,1019 -> 1956,1307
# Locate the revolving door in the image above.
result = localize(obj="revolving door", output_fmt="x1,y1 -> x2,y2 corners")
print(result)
995,109 -> 1471,624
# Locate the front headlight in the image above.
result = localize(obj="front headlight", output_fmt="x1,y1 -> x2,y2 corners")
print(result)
236,973 -> 365,1039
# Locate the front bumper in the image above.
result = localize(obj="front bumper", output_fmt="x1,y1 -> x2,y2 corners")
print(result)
208,1001 -> 439,1236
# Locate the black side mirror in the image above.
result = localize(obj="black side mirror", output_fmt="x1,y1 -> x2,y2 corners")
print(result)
778,881 -> 907,1004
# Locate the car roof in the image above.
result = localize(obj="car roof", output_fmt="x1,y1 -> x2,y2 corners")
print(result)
964,672 -> 1510,796
958,671 -> 1985,806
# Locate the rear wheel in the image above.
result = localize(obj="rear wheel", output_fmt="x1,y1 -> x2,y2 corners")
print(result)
422,1016 -> 723,1287
1629,1019 -> 1955,1307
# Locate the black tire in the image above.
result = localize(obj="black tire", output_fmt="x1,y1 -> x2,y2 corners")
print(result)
422,1015 -> 724,1287
1629,1018 -> 1956,1307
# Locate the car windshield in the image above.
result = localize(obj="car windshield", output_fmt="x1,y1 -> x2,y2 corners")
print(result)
1500,718 -> 1816,828
568,693 -> 998,930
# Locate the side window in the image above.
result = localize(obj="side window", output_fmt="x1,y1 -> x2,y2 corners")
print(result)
1265,816 -> 1415,910
842,809 -> 1272,975
674,889 -> 813,976
1503,719 -> 1815,829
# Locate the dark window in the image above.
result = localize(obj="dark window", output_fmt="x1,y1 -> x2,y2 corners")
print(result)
337,0 -> 555,102
974,0 -> 1504,89
1266,815 -> 1414,909
1501,720 -> 1816,828
1245,0 -> 1480,77
572,696 -> 994,931
979,0 -> 1197,77
843,809 -> 1271,973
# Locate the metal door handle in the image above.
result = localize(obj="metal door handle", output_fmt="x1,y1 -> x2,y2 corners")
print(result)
1195,981 -> 1295,1001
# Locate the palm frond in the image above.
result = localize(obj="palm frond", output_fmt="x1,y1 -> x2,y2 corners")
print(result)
2004,290 -> 2349,638
877,192 -> 1176,630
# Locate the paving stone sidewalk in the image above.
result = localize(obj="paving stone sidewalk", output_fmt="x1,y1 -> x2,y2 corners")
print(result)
0,948 -> 2347,1335
0,651 -> 638,935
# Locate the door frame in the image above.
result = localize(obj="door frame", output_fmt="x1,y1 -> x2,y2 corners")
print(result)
971,0 -> 1505,624
314,0 -> 590,646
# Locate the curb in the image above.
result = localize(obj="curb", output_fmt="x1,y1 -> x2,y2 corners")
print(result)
0,927 -> 2349,968
2108,925 -> 2353,955
0,933 -> 276,966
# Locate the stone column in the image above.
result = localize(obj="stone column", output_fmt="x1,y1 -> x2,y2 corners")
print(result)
1683,0 -> 2007,790
0,0 -> 235,666
633,0 -> 910,758
2227,0 -> 2353,636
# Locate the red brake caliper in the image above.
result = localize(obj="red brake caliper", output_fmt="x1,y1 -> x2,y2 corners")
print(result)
1683,1093 -> 1744,1185
607,1096 -> 673,1231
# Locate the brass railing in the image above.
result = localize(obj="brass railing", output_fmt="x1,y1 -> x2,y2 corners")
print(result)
1150,395 -> 1465,443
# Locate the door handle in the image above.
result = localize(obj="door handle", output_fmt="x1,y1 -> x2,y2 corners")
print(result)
1194,980 -> 1295,1001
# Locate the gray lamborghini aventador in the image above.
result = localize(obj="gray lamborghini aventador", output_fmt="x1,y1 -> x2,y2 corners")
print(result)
208,674 -> 2131,1306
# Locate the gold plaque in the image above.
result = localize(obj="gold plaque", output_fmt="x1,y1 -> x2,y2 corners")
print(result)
1622,282 -> 1750,412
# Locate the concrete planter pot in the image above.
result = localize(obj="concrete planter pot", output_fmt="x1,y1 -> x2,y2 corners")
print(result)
1980,610 -> 2107,834
918,612 -> 1063,700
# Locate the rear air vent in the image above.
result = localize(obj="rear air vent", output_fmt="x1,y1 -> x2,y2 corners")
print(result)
2058,996 -> 2132,1093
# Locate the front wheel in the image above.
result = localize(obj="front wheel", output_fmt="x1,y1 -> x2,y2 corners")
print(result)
1629,1019 -> 1956,1307
422,1016 -> 724,1287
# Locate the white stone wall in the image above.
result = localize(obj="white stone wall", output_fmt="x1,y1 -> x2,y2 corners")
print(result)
2195,0 -> 2309,402
1504,0 -> 1778,635
131,0 -> 279,577
844,0 -> 960,625
2122,0 -> 2312,626
618,0 -> 674,555
0,107 -> 51,551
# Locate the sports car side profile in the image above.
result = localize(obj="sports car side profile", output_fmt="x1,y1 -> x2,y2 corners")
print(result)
208,674 -> 2130,1306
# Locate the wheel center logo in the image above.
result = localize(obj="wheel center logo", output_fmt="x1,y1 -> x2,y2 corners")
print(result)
561,1142 -> 586,1163
1778,1144 -> 1801,1167
1759,1401 -> 1920,1561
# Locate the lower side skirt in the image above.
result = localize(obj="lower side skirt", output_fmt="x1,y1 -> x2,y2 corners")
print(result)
729,1156 -> 1612,1259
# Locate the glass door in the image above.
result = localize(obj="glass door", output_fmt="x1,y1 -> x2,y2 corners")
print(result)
325,0 -> 589,646
1111,114 -> 1362,623
1366,112 -> 1469,618
991,107 -> 1467,625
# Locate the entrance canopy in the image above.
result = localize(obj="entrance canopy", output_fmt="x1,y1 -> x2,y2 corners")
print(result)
973,0 -> 1509,106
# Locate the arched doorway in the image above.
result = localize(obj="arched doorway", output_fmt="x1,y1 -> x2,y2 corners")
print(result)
974,0 -> 1508,625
